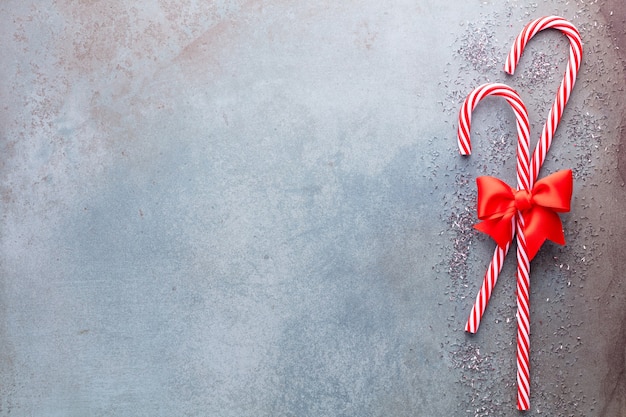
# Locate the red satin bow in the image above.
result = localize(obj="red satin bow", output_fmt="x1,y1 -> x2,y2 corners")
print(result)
475,169 -> 573,260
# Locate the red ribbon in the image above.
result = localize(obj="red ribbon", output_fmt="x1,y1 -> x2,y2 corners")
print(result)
474,169 -> 573,260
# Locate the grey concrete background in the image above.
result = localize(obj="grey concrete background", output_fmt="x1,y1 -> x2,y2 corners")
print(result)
1,0 -> 625,416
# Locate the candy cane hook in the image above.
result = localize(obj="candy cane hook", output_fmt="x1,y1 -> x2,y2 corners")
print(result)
505,16 -> 582,185
457,84 -> 531,188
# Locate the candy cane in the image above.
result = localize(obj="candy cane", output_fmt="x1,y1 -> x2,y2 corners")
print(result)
457,83 -> 532,409
507,16 -> 581,411
505,16 -> 582,185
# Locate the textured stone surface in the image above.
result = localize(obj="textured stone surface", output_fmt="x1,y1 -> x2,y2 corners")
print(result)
1,1 -> 625,416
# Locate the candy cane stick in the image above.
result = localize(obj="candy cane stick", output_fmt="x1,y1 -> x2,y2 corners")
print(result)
458,83 -> 532,410
505,16 -> 582,185
465,16 -> 582,332
516,215 -> 531,410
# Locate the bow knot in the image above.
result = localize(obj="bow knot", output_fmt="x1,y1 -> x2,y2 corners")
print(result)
514,190 -> 533,211
474,169 -> 573,260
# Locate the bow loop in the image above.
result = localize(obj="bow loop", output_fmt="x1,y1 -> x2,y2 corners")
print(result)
530,169 -> 573,212
474,169 -> 573,260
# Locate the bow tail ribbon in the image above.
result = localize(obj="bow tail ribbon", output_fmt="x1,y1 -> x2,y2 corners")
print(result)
474,169 -> 573,260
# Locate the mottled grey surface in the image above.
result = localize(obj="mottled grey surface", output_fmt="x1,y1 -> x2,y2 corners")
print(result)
1,1 -> 625,416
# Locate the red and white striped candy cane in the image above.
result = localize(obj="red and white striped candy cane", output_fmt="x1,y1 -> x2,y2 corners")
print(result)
505,16 -> 582,186
457,83 -> 532,410
507,16 -> 581,411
